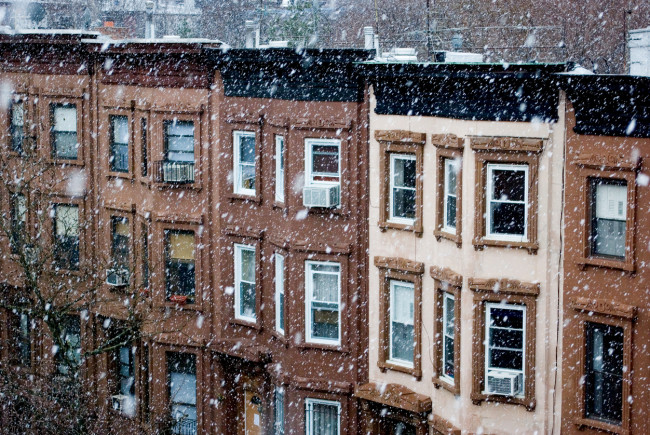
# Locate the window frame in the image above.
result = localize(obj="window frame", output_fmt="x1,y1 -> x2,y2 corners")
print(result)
469,278 -> 539,410
433,134 -> 464,246
52,203 -> 81,271
375,256 -> 424,379
305,260 -> 341,346
109,114 -> 130,174
471,137 -> 542,253
166,351 -> 198,434
304,398 -> 341,435
485,163 -> 530,242
275,252 -> 285,335
304,138 -> 341,187
388,279 -> 415,368
274,386 -> 285,435
234,243 -> 257,323
164,229 -> 196,304
9,192 -> 27,254
589,178 -> 627,259
431,266 -> 462,395
9,99 -> 26,154
233,130 -> 257,196
376,130 -> 425,236
388,153 -> 417,226
275,135 -> 285,203
50,102 -> 80,161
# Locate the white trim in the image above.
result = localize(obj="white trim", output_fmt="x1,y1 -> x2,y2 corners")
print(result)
388,279 -> 415,368
484,302 -> 526,396
233,130 -> 256,196
305,398 -> 341,435
305,260 -> 341,346
442,157 -> 458,233
275,253 -> 285,335
234,243 -> 256,322
485,163 -> 529,242
388,153 -> 416,225
275,135 -> 285,203
440,291 -> 455,384
304,138 -> 341,186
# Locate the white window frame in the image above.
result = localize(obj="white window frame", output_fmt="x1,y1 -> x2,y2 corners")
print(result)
275,135 -> 285,203
591,179 -> 627,258
388,279 -> 415,368
486,163 -> 529,242
275,253 -> 285,335
233,130 -> 256,196
305,260 -> 341,346
442,157 -> 458,233
304,138 -> 341,187
388,153 -> 417,225
234,243 -> 256,322
305,398 -> 341,435
274,386 -> 285,435
484,302 -> 526,396
440,291 -> 455,384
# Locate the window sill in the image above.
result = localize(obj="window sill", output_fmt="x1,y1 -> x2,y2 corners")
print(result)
270,329 -> 289,346
574,417 -> 627,435
228,192 -> 261,204
378,220 -> 422,237
51,158 -> 84,167
378,360 -> 421,381
576,257 -> 634,273
153,181 -> 202,192
472,237 -> 538,254
106,172 -> 133,181
432,375 -> 460,395
434,228 -> 461,247
230,317 -> 261,331
296,341 -> 348,354
470,392 -> 535,411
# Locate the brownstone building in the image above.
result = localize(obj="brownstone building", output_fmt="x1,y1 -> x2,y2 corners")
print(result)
560,75 -> 650,435
0,30 -> 371,434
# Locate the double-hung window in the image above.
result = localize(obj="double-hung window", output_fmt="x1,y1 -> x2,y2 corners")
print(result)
275,135 -> 285,203
110,115 -> 129,173
441,292 -> 455,382
233,131 -> 256,195
51,103 -> 78,160
56,315 -> 81,375
54,204 -> 80,270
486,163 -> 529,242
10,193 -> 26,254
389,154 -> 416,224
590,179 -> 627,259
442,158 -> 459,232
10,101 -> 25,154
9,312 -> 31,367
165,230 -> 195,303
113,344 -> 136,416
275,253 -> 285,334
168,352 -> 197,435
305,261 -> 340,345
389,280 -> 414,367
584,322 -> 624,424
305,139 -> 340,186
234,244 -> 256,322
485,303 -> 525,397
305,398 -> 340,435
274,387 -> 285,435
162,120 -> 194,183
109,217 -> 130,284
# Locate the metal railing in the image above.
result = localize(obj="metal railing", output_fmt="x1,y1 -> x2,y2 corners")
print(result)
172,418 -> 197,435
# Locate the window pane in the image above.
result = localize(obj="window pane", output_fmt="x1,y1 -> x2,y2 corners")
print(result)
312,306 -> 339,339
11,102 -> 24,153
240,282 -> 256,318
312,145 -> 339,175
239,134 -> 256,164
390,281 -> 414,363
489,328 -> 524,350
240,248 -> 255,282
275,388 -> 285,435
309,402 -> 339,435
312,273 -> 339,302
168,232 -> 195,260
393,157 -> 416,188
445,195 -> 456,229
488,348 -> 523,371
391,321 -> 414,363
392,187 -> 416,220
52,105 -> 78,159
585,322 -> 623,423
592,181 -> 627,258
111,116 -> 129,144
444,296 -> 455,337
489,307 -> 524,329
443,335 -> 454,378
166,121 -> 194,162
53,106 -> 77,132
491,169 -> 525,202
490,202 -> 526,235
391,283 -> 414,325
241,164 -> 256,190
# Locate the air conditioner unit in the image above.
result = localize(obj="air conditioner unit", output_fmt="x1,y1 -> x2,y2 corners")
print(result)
163,162 -> 194,183
106,268 -> 129,287
486,370 -> 523,396
111,394 -> 128,412
303,184 -> 340,208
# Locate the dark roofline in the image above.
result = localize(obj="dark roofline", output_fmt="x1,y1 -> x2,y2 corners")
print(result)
207,47 -> 374,65
358,61 -> 567,79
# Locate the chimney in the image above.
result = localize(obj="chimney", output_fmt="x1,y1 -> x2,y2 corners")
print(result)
364,26 -> 374,50
245,20 -> 260,48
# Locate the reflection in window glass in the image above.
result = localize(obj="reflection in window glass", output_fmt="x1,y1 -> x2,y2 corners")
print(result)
590,179 -> 627,258
389,154 -> 416,223
51,104 -> 78,159
486,164 -> 528,240
585,322 -> 623,424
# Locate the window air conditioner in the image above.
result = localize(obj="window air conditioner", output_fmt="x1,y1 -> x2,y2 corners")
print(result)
486,370 -> 523,396
106,268 -> 129,287
111,394 -> 128,412
163,162 -> 194,183
303,184 -> 340,208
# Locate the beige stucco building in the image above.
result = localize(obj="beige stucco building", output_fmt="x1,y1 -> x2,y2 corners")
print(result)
357,63 -> 565,434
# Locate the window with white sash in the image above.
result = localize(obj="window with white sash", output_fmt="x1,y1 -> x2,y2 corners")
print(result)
51,104 -> 78,159
590,179 -> 627,258
441,292 -> 455,382
275,253 -> 285,334
443,157 -> 459,232
305,139 -> 340,186
275,135 -> 285,203
486,163 -> 529,242
235,244 -> 256,322
389,280 -> 414,367
389,154 -> 416,224
485,303 -> 525,395
305,398 -> 340,435
305,261 -> 340,345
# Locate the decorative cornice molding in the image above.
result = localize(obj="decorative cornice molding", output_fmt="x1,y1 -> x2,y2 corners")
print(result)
374,256 -> 424,274
572,152 -> 640,170
570,296 -> 637,319
429,266 -> 462,287
375,130 -> 426,145
469,136 -> 544,153
223,225 -> 264,240
468,277 -> 540,296
431,133 -> 463,149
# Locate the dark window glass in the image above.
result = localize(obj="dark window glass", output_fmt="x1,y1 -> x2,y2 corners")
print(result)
165,230 -> 195,303
391,155 -> 416,221
585,322 -> 624,424
10,194 -> 26,254
141,118 -> 148,176
53,204 -> 80,270
8,312 -> 31,367
488,165 -> 527,237
51,104 -> 78,159
56,315 -> 81,375
487,306 -> 524,372
168,352 -> 197,434
111,217 -> 130,271
590,179 -> 627,259
10,101 -> 25,154
110,115 -> 129,172
442,294 -> 455,379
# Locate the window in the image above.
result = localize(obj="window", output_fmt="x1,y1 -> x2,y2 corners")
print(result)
141,118 -> 148,176
441,293 -> 455,381
305,261 -> 340,345
389,154 -> 416,224
110,217 -> 130,277
431,266 -> 461,393
234,244 -> 256,322
168,352 -> 197,435
275,253 -> 285,334
585,322 -> 623,424
165,230 -> 195,303
486,163 -> 529,242
8,311 -> 31,367
590,179 -> 627,259
305,138 -> 340,185
56,315 -> 81,375
142,224 -> 149,289
375,256 -> 423,379
10,101 -> 25,154
112,344 -> 136,417
442,158 -> 459,232
377,130 -> 425,235
53,204 -> 80,270
233,131 -> 256,195
165,120 -> 194,162
388,280 -> 414,367
51,103 -> 78,160
485,303 -> 525,396
110,115 -> 129,172
433,135 -> 463,245
305,398 -> 340,435
10,193 -> 26,254
274,387 -> 285,435
275,135 -> 285,203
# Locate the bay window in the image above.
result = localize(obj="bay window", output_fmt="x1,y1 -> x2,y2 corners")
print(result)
51,103 -> 78,160
234,244 -> 256,322
305,261 -> 340,345
233,131 -> 256,195
165,230 -> 195,303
